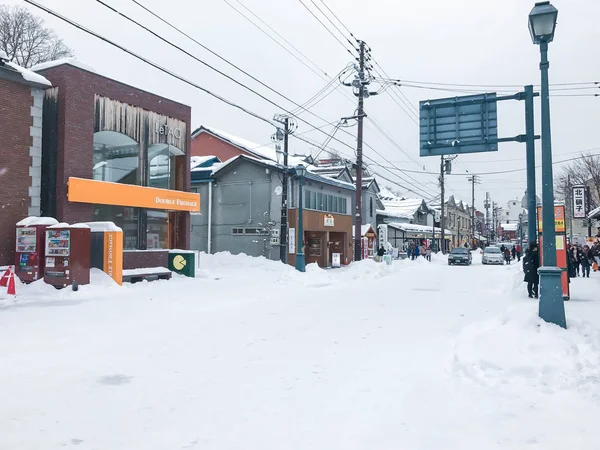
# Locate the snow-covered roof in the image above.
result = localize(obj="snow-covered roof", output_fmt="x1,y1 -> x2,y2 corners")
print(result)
379,197 -> 427,219
352,224 -> 376,238
387,222 -> 451,235
2,60 -> 51,86
16,216 -> 59,227
191,155 -> 221,171
31,58 -> 96,73
193,126 -> 311,166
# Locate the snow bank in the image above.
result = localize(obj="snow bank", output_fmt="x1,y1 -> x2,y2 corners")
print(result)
453,307 -> 600,392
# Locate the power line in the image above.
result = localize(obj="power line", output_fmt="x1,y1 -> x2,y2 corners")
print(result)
297,0 -> 357,57
26,0 -> 276,126
315,0 -> 358,42
222,0 -> 329,80
308,0 -> 357,50
384,78 -> 599,89
373,152 -> 600,176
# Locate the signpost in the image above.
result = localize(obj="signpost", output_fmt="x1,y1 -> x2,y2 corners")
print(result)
419,89 -> 540,247
537,205 -> 570,300
572,185 -> 587,219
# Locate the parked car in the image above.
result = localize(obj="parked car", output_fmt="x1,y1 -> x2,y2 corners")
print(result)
482,246 -> 504,265
448,247 -> 472,265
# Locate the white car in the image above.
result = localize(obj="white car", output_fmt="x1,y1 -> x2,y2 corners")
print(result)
482,246 -> 504,265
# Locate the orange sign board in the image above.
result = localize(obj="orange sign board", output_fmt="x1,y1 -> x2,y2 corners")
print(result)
103,231 -> 123,286
537,205 -> 566,234
68,177 -> 200,212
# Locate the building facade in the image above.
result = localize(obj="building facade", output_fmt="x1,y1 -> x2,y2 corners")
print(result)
0,55 -> 50,266
34,60 -> 196,269
190,155 -> 355,267
444,196 -> 473,248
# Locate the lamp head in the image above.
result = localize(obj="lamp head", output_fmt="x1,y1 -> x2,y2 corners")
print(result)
529,1 -> 558,44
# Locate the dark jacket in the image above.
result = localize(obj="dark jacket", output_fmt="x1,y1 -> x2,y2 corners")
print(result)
377,247 -> 385,257
523,249 -> 540,283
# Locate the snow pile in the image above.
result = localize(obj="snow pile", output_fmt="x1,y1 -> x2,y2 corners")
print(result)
454,307 -> 600,392
30,57 -> 96,73
4,60 -> 51,86
15,216 -> 58,226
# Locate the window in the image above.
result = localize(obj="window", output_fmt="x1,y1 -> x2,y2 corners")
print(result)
369,197 -> 373,217
232,228 -> 244,235
244,228 -> 268,235
93,131 -> 140,184
92,131 -> 184,251
303,190 -> 348,215
310,191 -> 316,209
317,193 -> 323,210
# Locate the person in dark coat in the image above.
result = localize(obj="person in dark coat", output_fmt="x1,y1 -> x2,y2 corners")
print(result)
581,245 -> 593,278
511,246 -> 517,260
523,242 -> 540,298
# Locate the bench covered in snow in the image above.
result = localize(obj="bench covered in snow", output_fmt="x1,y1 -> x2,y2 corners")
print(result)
122,267 -> 172,284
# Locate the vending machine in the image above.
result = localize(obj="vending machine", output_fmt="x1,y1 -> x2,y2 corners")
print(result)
44,224 -> 91,288
15,217 -> 59,283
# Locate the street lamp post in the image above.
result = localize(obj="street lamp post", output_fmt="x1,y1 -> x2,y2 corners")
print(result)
295,164 -> 306,272
529,1 -> 566,328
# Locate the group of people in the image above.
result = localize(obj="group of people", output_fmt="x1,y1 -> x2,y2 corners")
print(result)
523,239 -> 600,298
499,243 -> 522,264
376,242 -> 433,262
567,242 -> 600,278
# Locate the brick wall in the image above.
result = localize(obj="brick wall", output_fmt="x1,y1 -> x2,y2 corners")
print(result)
0,79 -> 33,266
191,132 -> 251,161
37,64 -> 193,263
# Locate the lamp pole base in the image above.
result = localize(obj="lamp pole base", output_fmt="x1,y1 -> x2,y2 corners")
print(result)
295,252 -> 306,272
538,266 -> 566,329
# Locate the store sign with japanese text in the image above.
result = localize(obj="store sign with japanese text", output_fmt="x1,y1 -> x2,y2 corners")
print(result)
572,185 -> 587,218
537,205 -> 566,234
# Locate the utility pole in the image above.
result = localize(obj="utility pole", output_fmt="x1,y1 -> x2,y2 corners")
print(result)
354,40 -> 365,263
484,192 -> 491,242
273,115 -> 296,264
440,156 -> 445,254
467,175 -> 480,248
587,185 -> 593,238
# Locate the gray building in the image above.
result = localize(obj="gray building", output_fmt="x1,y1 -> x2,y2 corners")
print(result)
190,155 -> 355,266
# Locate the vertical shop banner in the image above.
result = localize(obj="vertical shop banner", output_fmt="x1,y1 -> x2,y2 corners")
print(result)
288,228 -> 296,254
537,204 -> 570,300
572,186 -> 587,218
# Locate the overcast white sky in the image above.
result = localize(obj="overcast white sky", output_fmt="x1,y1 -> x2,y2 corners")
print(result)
10,0 -> 600,211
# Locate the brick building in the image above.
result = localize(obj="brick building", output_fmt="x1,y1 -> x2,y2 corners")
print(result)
0,58 -> 198,269
0,53 -> 50,266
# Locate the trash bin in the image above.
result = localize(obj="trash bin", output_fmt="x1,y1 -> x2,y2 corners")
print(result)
168,250 -> 198,277
383,254 -> 392,265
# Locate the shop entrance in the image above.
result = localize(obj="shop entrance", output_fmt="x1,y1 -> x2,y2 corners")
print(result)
328,231 -> 346,266
305,231 -> 326,267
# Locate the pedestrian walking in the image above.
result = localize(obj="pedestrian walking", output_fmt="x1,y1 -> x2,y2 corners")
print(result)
567,245 -> 577,278
504,247 -> 511,264
516,244 -> 522,262
581,245 -> 593,278
523,242 -> 540,298
376,245 -> 385,262
426,246 -> 432,262
414,244 -> 420,260
511,246 -> 516,261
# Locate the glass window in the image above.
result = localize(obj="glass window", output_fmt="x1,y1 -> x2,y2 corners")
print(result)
92,205 -> 140,250
93,131 -> 140,185
147,210 -> 169,249
305,190 -> 311,209
310,191 -> 316,210
332,196 -> 338,213
317,193 -> 323,211
327,195 -> 333,212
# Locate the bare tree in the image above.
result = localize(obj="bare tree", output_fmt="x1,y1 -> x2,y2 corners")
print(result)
0,5 -> 73,68
555,153 -> 600,216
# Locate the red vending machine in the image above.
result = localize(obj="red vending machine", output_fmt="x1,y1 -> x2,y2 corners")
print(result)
44,224 -> 91,288
15,217 -> 59,283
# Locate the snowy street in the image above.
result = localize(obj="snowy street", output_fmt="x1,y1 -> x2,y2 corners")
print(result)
1,253 -> 600,449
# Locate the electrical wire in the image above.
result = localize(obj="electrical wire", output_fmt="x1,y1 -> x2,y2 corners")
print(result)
222,0 -> 329,80
315,0 -> 358,42
296,0 -> 357,57
308,0 -> 357,50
